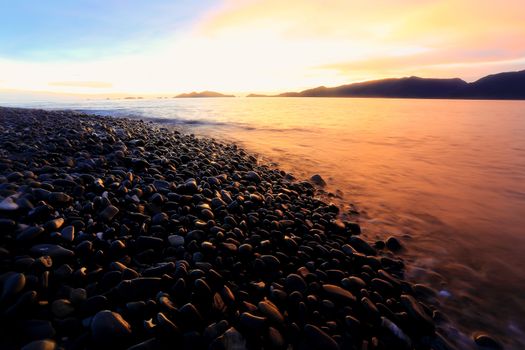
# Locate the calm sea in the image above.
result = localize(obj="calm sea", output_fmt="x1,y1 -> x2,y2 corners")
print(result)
3,96 -> 525,349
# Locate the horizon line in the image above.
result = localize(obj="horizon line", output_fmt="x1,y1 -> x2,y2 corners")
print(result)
1,68 -> 523,98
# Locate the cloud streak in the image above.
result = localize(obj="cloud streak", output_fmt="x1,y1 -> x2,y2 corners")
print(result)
49,81 -> 113,88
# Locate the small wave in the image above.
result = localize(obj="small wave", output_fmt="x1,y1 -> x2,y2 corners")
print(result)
75,108 -> 315,134
75,109 -> 230,127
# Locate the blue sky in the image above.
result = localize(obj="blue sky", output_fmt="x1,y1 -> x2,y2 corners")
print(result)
0,0 -> 524,95
0,0 -> 214,61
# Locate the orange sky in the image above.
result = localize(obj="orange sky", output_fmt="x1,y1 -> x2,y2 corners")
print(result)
1,0 -> 524,95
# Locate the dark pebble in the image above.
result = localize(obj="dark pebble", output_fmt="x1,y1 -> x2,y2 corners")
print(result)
44,218 -> 65,231
240,312 -> 267,331
303,324 -> 340,350
47,192 -> 71,205
51,299 -> 74,318
30,244 -> 74,258
17,226 -> 45,241
322,284 -> 356,303
1,272 -> 26,301
310,174 -> 326,187
0,196 -> 19,211
474,334 -> 503,350
284,273 -> 307,293
238,243 -> 253,256
21,340 -> 57,350
168,235 -> 185,247
24,319 -> 56,341
349,236 -> 376,255
90,310 -> 132,343
179,303 -> 203,328
61,225 -> 75,242
245,171 -> 262,183
400,294 -> 435,333
386,236 -> 403,251
99,205 -> 119,222
116,278 -> 162,300
136,236 -> 164,250
258,300 -> 284,325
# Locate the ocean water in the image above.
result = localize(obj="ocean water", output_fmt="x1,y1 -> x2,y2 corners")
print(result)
3,96 -> 525,348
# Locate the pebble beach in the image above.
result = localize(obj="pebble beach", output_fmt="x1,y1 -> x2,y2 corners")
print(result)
0,107 -> 499,350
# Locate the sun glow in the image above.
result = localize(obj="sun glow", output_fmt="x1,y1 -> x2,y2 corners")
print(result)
0,0 -> 524,95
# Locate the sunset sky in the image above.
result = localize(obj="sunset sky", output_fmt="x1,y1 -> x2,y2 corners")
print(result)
1,0 -> 524,95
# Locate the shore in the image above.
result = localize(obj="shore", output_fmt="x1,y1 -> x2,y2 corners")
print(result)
0,107 -> 486,350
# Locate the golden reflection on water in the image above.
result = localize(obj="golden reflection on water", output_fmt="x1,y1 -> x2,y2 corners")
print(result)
185,97 -> 525,348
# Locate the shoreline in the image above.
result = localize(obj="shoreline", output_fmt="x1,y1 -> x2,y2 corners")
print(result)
0,107 -> 494,349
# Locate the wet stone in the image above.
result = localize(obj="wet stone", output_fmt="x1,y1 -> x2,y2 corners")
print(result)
168,235 -> 185,247
117,278 -> 162,300
153,180 -> 170,190
70,288 -> 87,304
361,297 -> 380,322
0,196 -> 20,211
349,236 -> 376,255
303,324 -> 340,350
386,236 -> 402,251
0,218 -> 16,231
44,218 -> 64,231
245,171 -> 262,183
285,273 -> 307,293
310,174 -> 327,187
261,255 -> 280,269
238,243 -> 253,256
30,244 -> 74,258
23,319 -> 56,341
322,284 -> 356,304
1,272 -> 26,301
204,320 -> 229,340
156,312 -> 180,339
47,192 -> 71,205
7,171 -> 24,181
400,294 -> 435,334
183,179 -> 198,193
342,276 -> 366,292
179,303 -> 203,328
17,226 -> 45,241
212,327 -> 247,350
474,334 -> 503,350
99,205 -> 119,222
136,236 -> 164,250
51,299 -> 74,318
152,212 -> 168,225
61,225 -> 75,242
91,310 -> 132,343
240,312 -> 267,331
21,340 -> 57,350
258,301 -> 284,325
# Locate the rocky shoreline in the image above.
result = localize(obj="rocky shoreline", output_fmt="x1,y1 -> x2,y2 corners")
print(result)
0,107 -> 460,350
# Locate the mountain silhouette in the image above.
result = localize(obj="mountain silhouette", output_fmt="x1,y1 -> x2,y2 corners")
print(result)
250,70 -> 525,99
459,70 -> 525,99
175,91 -> 235,98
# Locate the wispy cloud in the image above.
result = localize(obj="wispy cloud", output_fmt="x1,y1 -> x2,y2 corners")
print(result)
49,81 -> 113,88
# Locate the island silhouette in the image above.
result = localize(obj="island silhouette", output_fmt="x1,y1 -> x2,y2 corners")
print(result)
175,91 -> 235,98
248,70 -> 525,99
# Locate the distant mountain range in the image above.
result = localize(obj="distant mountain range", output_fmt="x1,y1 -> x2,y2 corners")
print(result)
247,70 -> 525,99
175,91 -> 235,98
